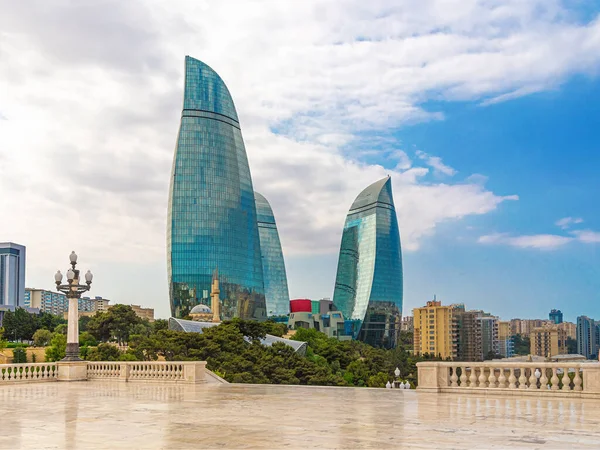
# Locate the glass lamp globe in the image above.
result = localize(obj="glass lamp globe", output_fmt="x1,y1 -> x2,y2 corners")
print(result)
69,251 -> 78,264
85,270 -> 93,283
54,270 -> 63,283
66,268 -> 75,281
394,367 -> 400,377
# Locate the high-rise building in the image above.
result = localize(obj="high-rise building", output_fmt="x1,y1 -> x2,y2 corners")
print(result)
549,309 -> 563,324
497,320 -> 514,358
332,176 -> 403,348
577,316 -> 599,359
510,318 -> 553,336
0,242 -> 26,308
530,326 -> 567,357
453,307 -> 499,361
128,304 -> 155,322
480,316 -> 499,358
167,56 -> 266,320
558,321 -> 577,340
24,289 -> 110,316
254,192 -> 290,317
413,300 -> 456,359
400,316 -> 414,332
0,243 -> 26,326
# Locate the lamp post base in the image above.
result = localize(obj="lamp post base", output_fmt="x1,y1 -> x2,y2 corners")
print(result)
57,360 -> 88,381
62,343 -> 82,361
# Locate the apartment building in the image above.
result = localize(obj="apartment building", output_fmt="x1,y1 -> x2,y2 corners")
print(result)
413,299 -> 456,359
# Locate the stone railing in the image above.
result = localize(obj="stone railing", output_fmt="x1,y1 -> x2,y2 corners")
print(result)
1,361 -> 206,384
87,362 -> 122,379
417,361 -> 600,397
87,361 -> 206,383
0,363 -> 58,383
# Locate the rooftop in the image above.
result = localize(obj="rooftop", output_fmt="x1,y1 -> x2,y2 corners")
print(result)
2,382 -> 599,449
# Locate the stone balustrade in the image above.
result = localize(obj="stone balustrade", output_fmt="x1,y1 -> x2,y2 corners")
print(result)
417,361 -> 600,397
0,363 -> 58,382
1,361 -> 207,384
88,361 -> 207,383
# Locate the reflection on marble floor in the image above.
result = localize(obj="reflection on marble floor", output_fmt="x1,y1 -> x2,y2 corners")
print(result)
1,382 -> 600,449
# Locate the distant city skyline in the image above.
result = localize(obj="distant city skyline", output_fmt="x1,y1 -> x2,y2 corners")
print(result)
2,2 -> 600,321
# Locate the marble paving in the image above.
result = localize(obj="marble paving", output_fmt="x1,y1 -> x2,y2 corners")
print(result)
1,382 -> 600,449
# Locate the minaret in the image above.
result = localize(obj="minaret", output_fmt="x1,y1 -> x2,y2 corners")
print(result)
211,267 -> 221,323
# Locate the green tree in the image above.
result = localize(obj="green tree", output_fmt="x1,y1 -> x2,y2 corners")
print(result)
0,328 -> 7,353
33,329 -> 53,347
87,312 -> 111,342
79,331 -> 98,347
87,305 -> 142,345
86,343 -> 123,361
152,319 -> 168,332
54,324 -> 68,335
513,334 -> 531,355
12,346 -> 27,363
38,312 -> 67,332
79,315 -> 92,333
3,308 -> 37,341
45,333 -> 67,362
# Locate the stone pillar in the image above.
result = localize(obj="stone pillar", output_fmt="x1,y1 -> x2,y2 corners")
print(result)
416,362 -> 446,392
183,361 -> 207,383
120,363 -> 131,382
65,296 -> 80,360
582,363 -> 600,394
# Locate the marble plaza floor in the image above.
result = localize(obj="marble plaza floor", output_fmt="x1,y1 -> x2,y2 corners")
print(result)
1,382 -> 600,449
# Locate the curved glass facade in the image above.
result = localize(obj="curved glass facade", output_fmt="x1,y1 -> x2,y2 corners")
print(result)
167,56 -> 266,320
255,192 -> 290,316
332,176 -> 403,348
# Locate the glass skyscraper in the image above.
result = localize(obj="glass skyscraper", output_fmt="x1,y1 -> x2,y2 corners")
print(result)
332,176 -> 403,348
255,192 -> 290,316
168,56 -> 266,320
0,242 -> 26,308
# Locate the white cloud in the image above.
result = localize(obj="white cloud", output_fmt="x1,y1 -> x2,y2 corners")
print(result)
571,230 -> 600,243
478,233 -> 574,250
556,217 -> 584,229
478,227 -> 600,250
415,150 -> 457,176
1,0 -> 599,314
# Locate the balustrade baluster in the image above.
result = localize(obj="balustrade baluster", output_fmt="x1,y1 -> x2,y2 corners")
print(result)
497,368 -> 507,388
479,367 -> 488,387
518,368 -> 528,389
488,368 -> 497,388
540,368 -> 548,389
562,367 -> 571,391
469,367 -> 478,387
459,367 -> 467,387
550,368 -> 559,390
508,368 -> 517,389
528,369 -> 538,390
573,368 -> 582,391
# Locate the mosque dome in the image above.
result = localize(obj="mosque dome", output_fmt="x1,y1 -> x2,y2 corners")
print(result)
190,304 -> 212,314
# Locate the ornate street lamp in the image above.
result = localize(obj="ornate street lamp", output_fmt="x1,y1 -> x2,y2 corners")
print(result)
55,251 -> 93,361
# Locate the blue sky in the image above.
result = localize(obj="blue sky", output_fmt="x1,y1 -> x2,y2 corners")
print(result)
394,76 -> 600,321
1,1 -> 600,322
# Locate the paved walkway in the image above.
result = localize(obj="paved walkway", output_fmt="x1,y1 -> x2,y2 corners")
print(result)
1,382 -> 600,449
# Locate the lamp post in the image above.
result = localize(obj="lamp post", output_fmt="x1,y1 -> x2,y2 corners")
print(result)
54,251 -> 93,361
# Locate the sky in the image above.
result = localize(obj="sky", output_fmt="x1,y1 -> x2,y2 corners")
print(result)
1,0 -> 600,322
